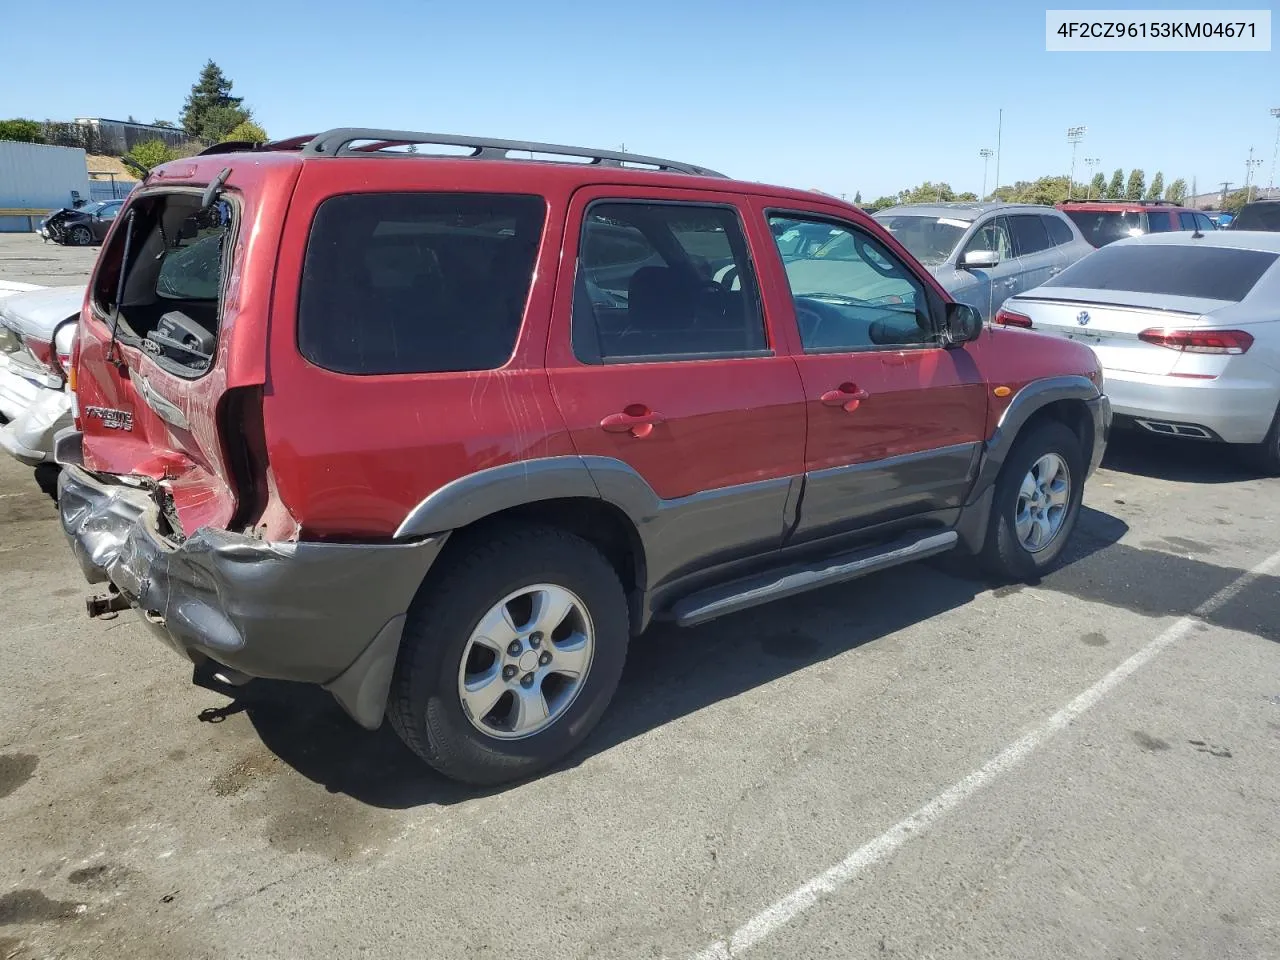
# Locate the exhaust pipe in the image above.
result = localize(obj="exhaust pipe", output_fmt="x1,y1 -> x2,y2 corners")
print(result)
1134,419 -> 1213,440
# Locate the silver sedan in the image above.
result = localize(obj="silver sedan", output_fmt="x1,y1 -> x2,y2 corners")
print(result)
993,230 -> 1280,472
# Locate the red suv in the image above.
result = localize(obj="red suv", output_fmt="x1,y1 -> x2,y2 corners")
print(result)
57,129 -> 1110,784
1057,199 -> 1217,247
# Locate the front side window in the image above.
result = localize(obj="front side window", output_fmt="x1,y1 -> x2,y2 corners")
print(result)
1179,212 -> 1198,230
573,202 -> 765,363
770,215 -> 934,352
1195,213 -> 1218,231
98,202 -> 121,222
1008,214 -> 1051,255
964,216 -> 1014,260
298,192 -> 545,375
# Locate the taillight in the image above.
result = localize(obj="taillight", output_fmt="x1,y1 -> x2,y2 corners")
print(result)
54,321 -> 77,375
994,308 -> 1034,328
1138,328 -> 1254,355
69,325 -> 82,430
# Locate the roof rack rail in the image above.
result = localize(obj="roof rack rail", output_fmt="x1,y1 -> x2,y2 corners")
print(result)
195,134 -> 316,157
1060,198 -> 1182,207
295,128 -> 726,177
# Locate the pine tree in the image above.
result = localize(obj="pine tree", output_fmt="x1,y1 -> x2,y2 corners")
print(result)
1146,172 -> 1164,200
1107,169 -> 1125,199
854,190 -> 863,205
180,60 -> 246,141
1125,169 -> 1145,201
1089,173 -> 1107,198
1166,178 -> 1189,204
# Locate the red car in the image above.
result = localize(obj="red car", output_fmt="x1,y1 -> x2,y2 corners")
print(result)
57,129 -> 1110,784
1057,199 -> 1217,247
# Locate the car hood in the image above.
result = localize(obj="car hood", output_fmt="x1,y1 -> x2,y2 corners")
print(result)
0,280 -> 45,302
0,285 -> 86,338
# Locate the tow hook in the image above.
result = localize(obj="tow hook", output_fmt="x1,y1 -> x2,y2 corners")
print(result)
86,589 -> 131,619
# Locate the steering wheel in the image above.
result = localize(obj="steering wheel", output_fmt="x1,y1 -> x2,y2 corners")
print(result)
793,296 -> 845,345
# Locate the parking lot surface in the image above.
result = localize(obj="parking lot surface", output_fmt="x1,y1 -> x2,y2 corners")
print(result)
2,235 -> 1278,960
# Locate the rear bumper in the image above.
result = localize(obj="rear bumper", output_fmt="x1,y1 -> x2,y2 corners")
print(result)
1087,394 -> 1111,476
1105,369 -> 1278,445
0,357 -> 44,422
0,386 -> 72,464
57,457 -> 448,728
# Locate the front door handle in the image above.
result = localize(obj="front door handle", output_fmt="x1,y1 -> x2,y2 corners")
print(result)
600,404 -> 665,438
820,383 -> 869,412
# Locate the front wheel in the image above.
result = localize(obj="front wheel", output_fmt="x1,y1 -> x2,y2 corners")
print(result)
387,525 -> 629,785
980,420 -> 1085,581
67,225 -> 93,246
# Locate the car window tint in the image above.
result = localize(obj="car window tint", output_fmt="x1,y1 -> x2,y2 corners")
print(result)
298,192 -> 545,375
1009,214 -> 1051,255
964,217 -> 1013,260
1179,212 -> 1197,230
768,215 -> 934,352
1043,214 -> 1074,246
572,203 -> 765,363
1232,203 -> 1280,230
1195,213 -> 1218,231
1145,211 -> 1175,232
99,203 -> 121,221
1045,244 -> 1278,301
1063,209 -> 1145,246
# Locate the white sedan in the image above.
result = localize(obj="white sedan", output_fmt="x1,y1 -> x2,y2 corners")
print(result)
993,230 -> 1280,473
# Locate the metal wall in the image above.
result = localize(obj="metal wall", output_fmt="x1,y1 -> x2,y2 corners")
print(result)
0,141 -> 93,232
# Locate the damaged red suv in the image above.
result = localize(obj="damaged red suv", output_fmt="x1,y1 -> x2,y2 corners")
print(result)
58,129 -> 1110,784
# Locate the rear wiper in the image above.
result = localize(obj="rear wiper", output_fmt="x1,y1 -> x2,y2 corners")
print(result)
105,210 -> 135,370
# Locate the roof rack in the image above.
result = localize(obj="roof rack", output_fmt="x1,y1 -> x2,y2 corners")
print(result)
1060,198 -> 1181,206
276,128 -> 727,177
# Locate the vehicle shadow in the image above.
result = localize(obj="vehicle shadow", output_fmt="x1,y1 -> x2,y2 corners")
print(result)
230,503 -> 1137,809
1102,428 -> 1266,484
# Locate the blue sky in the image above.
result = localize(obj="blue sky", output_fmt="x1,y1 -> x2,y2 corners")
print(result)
8,0 -> 1278,199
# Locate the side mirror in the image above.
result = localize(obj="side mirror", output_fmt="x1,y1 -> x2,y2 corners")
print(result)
961,249 -> 1000,269
944,302 -> 983,345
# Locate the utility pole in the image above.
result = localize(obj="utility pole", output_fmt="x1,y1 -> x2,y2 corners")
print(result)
1269,107 -> 1280,194
1219,181 -> 1233,207
994,109 -> 1002,199
1084,157 -> 1100,198
1066,126 -> 1087,199
979,148 -> 993,200
1244,146 -> 1262,202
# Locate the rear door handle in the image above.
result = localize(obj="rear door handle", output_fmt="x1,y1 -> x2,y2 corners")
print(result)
820,383 -> 869,412
600,405 -> 665,438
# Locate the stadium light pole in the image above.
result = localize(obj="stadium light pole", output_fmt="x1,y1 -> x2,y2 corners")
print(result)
979,148 -> 993,200
1269,107 -> 1280,192
1244,146 -> 1262,203
1066,126 -> 1087,199
1084,157 -> 1100,198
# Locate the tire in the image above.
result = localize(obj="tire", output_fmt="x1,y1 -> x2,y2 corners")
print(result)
68,225 -> 93,246
979,419 -> 1085,581
1244,405 -> 1280,476
388,524 -> 629,786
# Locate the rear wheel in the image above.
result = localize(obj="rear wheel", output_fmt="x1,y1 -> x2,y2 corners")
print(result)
68,225 -> 93,246
980,420 -> 1085,581
388,525 -> 629,785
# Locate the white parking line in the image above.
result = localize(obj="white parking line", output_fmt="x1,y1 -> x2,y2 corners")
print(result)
692,546 -> 1280,960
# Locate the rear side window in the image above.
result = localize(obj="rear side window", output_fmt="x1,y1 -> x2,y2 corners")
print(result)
1009,214 -> 1051,255
298,192 -> 545,375
1145,211 -> 1175,232
572,202 -> 765,363
1179,212 -> 1197,230
1045,244 -> 1278,301
1232,203 -> 1280,231
1043,214 -> 1074,246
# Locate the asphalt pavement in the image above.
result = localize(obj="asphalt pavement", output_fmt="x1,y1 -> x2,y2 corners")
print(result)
1,234 -> 1277,960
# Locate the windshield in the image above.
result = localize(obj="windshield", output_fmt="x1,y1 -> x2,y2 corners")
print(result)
871,215 -> 968,266
1045,244 -> 1277,301
1063,210 -> 1146,247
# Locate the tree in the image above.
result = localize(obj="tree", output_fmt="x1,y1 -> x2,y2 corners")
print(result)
1125,169 -> 1145,200
955,191 -> 978,202
1107,169 -> 1125,199
1089,172 -> 1107,198
1146,172 -> 1164,200
870,195 -> 898,210
898,181 -> 957,204
0,119 -> 45,143
223,120 -> 268,144
180,60 -> 249,141
1165,178 -> 1188,204
152,119 -> 176,128
1222,188 -> 1253,216
124,139 -> 177,176
853,190 -> 863,205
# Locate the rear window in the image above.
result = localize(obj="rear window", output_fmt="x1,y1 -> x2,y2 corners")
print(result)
1232,203 -> 1280,231
1044,244 -> 1278,302
1063,209 -> 1145,247
298,192 -> 545,375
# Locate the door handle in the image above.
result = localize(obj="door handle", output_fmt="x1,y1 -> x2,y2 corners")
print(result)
600,405 -> 665,438
820,383 -> 869,412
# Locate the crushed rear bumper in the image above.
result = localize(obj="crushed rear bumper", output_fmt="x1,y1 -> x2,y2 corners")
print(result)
57,452 -> 447,728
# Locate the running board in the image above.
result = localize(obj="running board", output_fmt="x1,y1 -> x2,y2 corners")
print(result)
670,530 -> 959,628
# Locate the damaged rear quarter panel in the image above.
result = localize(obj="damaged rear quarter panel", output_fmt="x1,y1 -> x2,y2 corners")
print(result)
76,157 -> 303,535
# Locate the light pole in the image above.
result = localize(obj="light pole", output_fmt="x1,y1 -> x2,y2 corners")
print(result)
1084,157 -> 1100,198
1066,126 -> 1087,199
979,148 -> 993,200
1245,147 -> 1262,203
1269,107 -> 1280,193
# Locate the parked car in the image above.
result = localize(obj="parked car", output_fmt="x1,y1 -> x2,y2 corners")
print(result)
1228,199 -> 1280,232
0,285 -> 83,465
39,200 -> 125,246
871,202 -> 1093,321
993,231 -> 1280,472
57,129 -> 1109,785
1057,199 -> 1215,248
